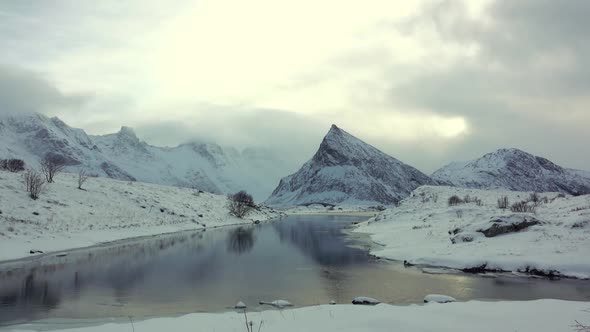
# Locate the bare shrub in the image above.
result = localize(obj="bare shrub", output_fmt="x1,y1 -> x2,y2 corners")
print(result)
431,193 -> 439,203
497,196 -> 509,209
528,192 -> 540,205
77,169 -> 89,190
40,153 -> 66,183
456,210 -> 464,218
1,158 -> 25,172
228,190 -> 255,218
510,201 -> 536,213
463,195 -> 472,203
23,169 -> 46,200
448,195 -> 463,206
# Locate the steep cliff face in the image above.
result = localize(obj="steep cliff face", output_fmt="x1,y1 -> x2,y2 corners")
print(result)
432,148 -> 590,195
266,125 -> 434,206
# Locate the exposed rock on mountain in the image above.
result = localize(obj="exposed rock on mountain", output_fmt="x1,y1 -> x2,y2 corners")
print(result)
266,125 -> 434,206
0,113 -> 286,200
432,148 -> 590,195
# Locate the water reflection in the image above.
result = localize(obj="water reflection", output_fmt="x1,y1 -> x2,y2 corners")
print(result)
0,215 -> 589,326
226,227 -> 256,255
272,215 -> 371,266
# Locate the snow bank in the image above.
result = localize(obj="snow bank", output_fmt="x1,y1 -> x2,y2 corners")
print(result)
424,294 -> 456,303
355,186 -> 590,278
5,300 -> 589,332
0,170 -> 282,262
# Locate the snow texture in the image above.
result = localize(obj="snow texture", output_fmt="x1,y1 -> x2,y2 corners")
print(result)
0,113 -> 287,200
5,300 -> 589,332
432,148 -> 590,195
0,170 -> 281,262
424,294 -> 456,303
355,185 -> 590,279
266,125 -> 434,206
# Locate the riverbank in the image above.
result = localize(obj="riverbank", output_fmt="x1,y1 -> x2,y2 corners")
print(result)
354,186 -> 590,279
0,170 -> 281,262
4,299 -> 589,332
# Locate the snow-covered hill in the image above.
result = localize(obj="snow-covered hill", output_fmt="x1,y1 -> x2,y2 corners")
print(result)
432,148 -> 590,195
266,125 -> 434,206
0,113 -> 287,200
0,169 -> 281,261
355,185 -> 590,278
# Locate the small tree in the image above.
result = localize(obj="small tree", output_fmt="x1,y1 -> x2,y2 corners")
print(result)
448,195 -> 463,206
23,169 -> 46,200
77,169 -> 89,190
40,153 -> 66,183
228,190 -> 255,218
2,158 -> 25,172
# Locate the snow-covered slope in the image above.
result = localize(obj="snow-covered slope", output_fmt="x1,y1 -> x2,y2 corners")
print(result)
0,113 -> 287,200
266,125 -> 434,206
0,169 -> 281,262
432,148 -> 590,195
355,186 -> 590,278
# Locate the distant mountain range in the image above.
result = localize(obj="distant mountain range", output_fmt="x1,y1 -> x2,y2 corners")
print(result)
265,125 -> 435,206
432,148 -> 590,195
0,113 -> 287,200
1,113 -> 589,206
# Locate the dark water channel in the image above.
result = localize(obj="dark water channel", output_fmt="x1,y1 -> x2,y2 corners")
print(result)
1,215 -> 589,326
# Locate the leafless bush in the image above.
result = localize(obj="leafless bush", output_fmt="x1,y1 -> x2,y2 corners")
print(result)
431,193 -> 439,203
528,192 -> 540,205
78,169 -> 89,190
1,158 -> 25,172
572,319 -> 590,332
497,196 -> 509,209
23,169 -> 46,200
448,195 -> 463,206
40,153 -> 66,183
510,201 -> 536,213
228,190 -> 255,218
456,209 -> 464,218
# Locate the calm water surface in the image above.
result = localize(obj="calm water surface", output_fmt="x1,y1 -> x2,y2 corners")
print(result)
1,215 -> 589,326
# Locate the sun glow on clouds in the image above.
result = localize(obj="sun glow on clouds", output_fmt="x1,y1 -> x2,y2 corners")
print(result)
147,0 -> 470,141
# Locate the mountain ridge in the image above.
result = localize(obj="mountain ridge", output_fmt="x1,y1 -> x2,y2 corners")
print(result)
0,112 -> 287,200
266,124 -> 435,206
432,148 -> 590,195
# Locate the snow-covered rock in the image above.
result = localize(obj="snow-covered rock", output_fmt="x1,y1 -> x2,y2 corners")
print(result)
355,185 -> 590,278
0,113 -> 288,200
424,294 -> 456,303
352,296 -> 380,305
259,300 -> 293,308
234,301 -> 247,309
432,148 -> 590,195
0,169 -> 281,262
266,125 -> 434,206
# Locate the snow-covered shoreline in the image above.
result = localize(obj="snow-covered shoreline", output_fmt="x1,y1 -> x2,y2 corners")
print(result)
354,186 -> 590,279
0,170 -> 282,262
4,300 -> 589,332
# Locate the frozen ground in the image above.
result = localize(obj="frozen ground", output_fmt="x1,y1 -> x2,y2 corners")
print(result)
4,300 -> 589,332
355,186 -> 590,279
0,170 -> 281,262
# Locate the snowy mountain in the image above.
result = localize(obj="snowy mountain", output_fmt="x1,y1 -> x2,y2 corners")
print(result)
0,113 -> 287,200
265,125 -> 435,206
432,148 -> 590,195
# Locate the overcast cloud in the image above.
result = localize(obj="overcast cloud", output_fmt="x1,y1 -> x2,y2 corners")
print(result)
0,0 -> 588,173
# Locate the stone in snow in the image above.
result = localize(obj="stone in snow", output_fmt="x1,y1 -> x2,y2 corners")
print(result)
424,294 -> 456,303
352,297 -> 380,305
330,300 -> 337,305
259,300 -> 293,308
234,301 -> 247,309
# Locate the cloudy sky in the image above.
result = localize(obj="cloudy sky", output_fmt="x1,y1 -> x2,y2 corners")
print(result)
0,0 -> 588,172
